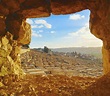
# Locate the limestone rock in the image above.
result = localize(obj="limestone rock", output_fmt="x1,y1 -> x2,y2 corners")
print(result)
18,21 -> 31,45
1,0 -> 20,13
0,32 -> 24,76
0,18 -> 6,36
6,14 -> 23,40
51,0 -> 88,15
18,0 -> 26,4
17,0 -> 50,18
2,36 -> 9,47
0,49 -> 7,57
0,4 -> 9,16
0,82 -> 4,87
89,1 -> 110,73
6,15 -> 31,45
0,65 -> 8,76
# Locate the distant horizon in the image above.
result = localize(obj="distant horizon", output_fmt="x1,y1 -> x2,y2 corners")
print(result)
30,46 -> 102,49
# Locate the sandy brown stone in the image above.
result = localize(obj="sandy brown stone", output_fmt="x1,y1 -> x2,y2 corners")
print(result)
89,0 -> 110,73
18,0 -> 26,4
6,16 -> 31,44
1,0 -> 20,13
18,21 -> 31,45
0,18 -> 6,36
0,32 -> 23,76
17,0 -> 50,18
0,4 -> 9,16
51,0 -> 89,15
6,14 -> 23,40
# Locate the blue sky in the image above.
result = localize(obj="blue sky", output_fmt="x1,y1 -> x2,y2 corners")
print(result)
26,10 -> 102,48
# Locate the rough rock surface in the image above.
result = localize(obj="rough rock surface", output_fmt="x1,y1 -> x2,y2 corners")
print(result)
0,32 -> 23,76
88,0 -> 110,74
0,0 -> 110,75
0,0 -> 110,95
17,0 -> 51,18
0,74 -> 110,96
0,74 -> 97,96
0,17 -> 6,36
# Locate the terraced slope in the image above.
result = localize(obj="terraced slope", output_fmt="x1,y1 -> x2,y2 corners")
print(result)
21,49 -> 103,77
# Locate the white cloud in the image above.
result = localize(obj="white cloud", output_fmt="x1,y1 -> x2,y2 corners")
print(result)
50,31 -> 55,34
69,14 -> 85,20
30,23 -> 102,48
26,19 -> 52,29
26,19 -> 34,24
35,19 -> 52,28
64,23 -> 102,47
31,25 -> 44,28
32,30 -> 42,38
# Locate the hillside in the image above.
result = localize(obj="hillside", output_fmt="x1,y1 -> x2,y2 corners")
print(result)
51,47 -> 102,58
21,49 -> 103,77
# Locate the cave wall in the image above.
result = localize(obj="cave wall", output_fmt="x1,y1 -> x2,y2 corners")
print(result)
0,0 -> 110,76
88,0 -> 110,74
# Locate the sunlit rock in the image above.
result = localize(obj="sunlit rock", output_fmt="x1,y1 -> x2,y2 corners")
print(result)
0,32 -> 23,76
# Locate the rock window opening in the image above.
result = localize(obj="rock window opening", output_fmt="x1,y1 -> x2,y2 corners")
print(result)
21,10 -> 103,77
0,1 -> 110,95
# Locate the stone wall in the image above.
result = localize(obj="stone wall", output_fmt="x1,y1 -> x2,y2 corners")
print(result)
0,0 -> 110,75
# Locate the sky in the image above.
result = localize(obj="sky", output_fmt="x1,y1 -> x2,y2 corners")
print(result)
26,10 -> 102,48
